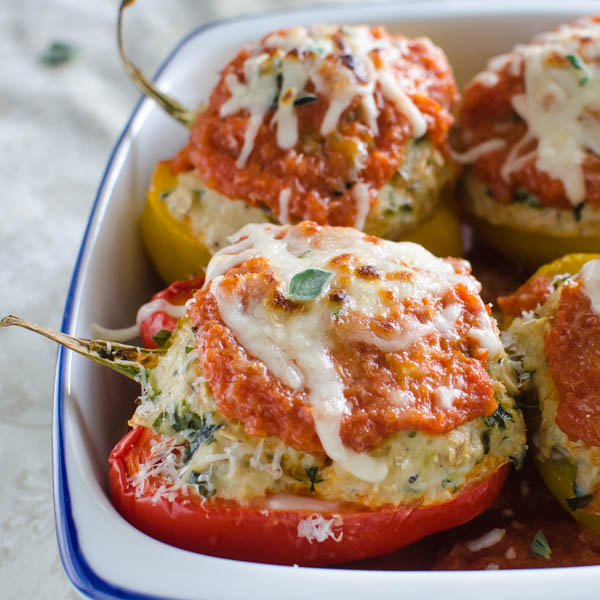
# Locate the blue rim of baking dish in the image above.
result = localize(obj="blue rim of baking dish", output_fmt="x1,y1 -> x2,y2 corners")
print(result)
51,12 -> 218,600
50,2 -> 600,598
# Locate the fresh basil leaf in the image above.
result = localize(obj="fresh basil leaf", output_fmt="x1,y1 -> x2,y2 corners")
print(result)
288,268 -> 333,301
40,41 -> 77,66
531,529 -> 552,560
152,329 -> 172,347
573,202 -> 585,223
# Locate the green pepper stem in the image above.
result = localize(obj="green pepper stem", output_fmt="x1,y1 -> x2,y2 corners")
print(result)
118,0 -> 199,127
0,315 -> 164,382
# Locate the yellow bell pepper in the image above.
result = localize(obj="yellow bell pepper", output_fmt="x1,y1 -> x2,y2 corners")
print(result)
141,161 -> 463,283
402,197 -> 462,258
471,216 -> 600,267
140,162 -> 212,284
537,459 -> 600,533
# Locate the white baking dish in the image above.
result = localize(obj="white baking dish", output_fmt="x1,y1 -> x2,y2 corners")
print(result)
53,2 -> 600,598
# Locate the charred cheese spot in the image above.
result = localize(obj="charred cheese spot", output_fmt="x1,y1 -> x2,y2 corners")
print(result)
355,265 -> 383,279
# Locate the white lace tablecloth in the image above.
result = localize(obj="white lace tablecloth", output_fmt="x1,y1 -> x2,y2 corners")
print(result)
0,0 -> 370,597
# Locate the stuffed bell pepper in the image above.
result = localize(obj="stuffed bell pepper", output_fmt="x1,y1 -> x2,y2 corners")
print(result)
451,16 -> 600,265
3,222 -> 526,565
124,21 -> 462,282
500,253 -> 600,532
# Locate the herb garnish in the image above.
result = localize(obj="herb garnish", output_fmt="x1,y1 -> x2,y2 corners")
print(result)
573,202 -> 585,222
152,329 -> 172,348
565,54 -> 590,86
152,411 -> 166,432
508,449 -> 527,470
294,94 -> 319,107
552,274 -> 570,290
305,466 -> 324,492
187,413 -> 222,458
566,481 -> 594,511
189,471 -> 216,497
288,268 -> 333,301
566,53 -> 584,70
481,429 -> 491,454
269,72 -> 284,110
566,493 -> 594,511
513,187 -> 542,208
483,405 -> 513,429
40,41 -> 78,66
531,529 -> 552,560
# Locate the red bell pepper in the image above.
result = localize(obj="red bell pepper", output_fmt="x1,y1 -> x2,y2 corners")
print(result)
109,426 -> 510,566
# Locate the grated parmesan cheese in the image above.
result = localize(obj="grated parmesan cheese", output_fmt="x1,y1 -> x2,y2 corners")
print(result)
297,514 -> 343,543
466,528 -> 506,552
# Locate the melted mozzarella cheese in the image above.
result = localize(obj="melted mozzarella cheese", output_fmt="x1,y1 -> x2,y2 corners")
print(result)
136,299 -> 187,325
90,298 -> 188,343
278,188 -> 292,225
220,25 -> 432,171
449,138 -> 506,164
495,19 -> 600,205
352,181 -> 371,230
203,223 -> 496,482
580,258 -> 600,314
220,53 -> 278,168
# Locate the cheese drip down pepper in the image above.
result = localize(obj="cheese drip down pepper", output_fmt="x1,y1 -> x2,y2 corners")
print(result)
1,225 -> 525,564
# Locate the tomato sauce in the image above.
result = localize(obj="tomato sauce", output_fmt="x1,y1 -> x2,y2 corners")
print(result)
545,279 -> 600,446
188,255 -> 495,456
341,464 -> 600,570
173,27 -> 456,226
456,59 -> 600,209
497,273 -> 552,323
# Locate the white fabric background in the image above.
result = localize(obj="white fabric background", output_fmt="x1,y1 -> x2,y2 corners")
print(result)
0,0 -> 386,597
